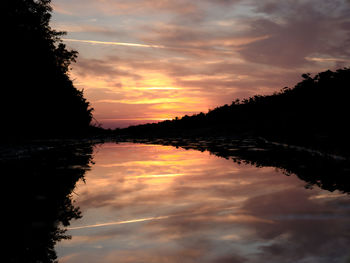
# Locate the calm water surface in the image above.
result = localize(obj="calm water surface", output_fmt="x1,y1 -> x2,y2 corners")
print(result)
57,143 -> 350,263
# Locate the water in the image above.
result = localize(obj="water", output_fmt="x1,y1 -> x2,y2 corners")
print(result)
56,142 -> 350,263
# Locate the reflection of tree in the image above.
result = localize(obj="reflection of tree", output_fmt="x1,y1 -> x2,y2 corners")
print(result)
126,137 -> 350,194
2,141 -> 94,262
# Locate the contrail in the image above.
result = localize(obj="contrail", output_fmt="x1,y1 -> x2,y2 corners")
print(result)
68,215 -> 170,230
62,38 -> 165,49
67,205 -> 243,231
62,38 -> 236,54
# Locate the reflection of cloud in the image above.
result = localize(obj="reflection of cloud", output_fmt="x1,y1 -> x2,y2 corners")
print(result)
242,188 -> 350,262
126,173 -> 185,179
57,144 -> 350,263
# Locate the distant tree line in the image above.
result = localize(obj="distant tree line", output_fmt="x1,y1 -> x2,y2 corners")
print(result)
3,0 -> 93,138
121,68 -> 350,154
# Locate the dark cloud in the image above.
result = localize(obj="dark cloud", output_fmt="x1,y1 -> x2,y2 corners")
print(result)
74,57 -> 142,79
212,254 -> 247,263
238,0 -> 350,67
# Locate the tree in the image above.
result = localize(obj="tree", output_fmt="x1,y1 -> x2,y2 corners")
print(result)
3,0 -> 93,137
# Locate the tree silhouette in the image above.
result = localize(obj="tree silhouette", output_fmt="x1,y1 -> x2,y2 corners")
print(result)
120,68 -> 350,155
3,0 -> 93,138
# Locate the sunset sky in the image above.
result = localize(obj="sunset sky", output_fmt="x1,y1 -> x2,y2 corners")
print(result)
51,0 -> 350,128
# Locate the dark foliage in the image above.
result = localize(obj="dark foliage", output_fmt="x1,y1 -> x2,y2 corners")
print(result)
2,141 -> 94,263
120,68 -> 350,155
122,136 -> 350,194
3,0 -> 93,138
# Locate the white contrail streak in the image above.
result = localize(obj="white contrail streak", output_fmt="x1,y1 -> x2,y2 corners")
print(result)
67,206 -> 243,231
62,38 -> 237,54
62,38 -> 165,48
68,215 -> 170,230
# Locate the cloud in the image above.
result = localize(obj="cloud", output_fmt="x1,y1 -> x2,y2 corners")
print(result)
69,51 -> 302,128
53,0 -> 350,128
237,0 -> 350,67
53,0 -> 203,16
72,57 -> 142,80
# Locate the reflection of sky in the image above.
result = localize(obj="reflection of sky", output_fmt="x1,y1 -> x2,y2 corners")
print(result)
56,143 -> 350,263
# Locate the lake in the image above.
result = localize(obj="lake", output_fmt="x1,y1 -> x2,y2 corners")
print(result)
55,142 -> 350,263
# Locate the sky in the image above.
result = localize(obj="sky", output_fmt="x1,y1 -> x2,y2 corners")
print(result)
51,0 -> 350,128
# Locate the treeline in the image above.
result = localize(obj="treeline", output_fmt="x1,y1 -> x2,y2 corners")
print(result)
120,68 -> 350,154
3,0 -> 93,138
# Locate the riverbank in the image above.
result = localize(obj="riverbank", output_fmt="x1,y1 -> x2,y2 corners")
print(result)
115,135 -> 350,194
2,134 -> 349,195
